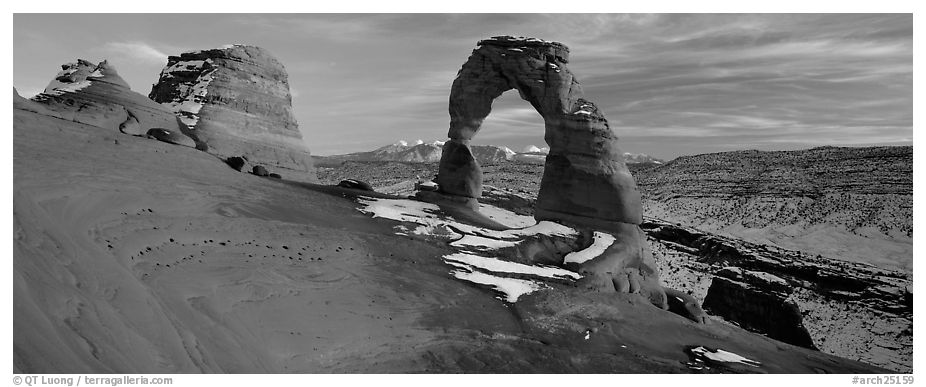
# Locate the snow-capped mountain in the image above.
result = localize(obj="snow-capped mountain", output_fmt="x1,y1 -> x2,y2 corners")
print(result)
366,140 -> 446,162
622,152 -> 664,165
521,145 -> 550,154
514,145 -> 664,166
318,140 -> 515,165
318,141 -> 662,166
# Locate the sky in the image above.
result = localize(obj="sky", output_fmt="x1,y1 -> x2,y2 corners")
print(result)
12,13 -> 913,159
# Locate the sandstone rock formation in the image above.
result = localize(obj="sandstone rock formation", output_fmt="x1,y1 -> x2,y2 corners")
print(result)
149,45 -> 316,182
437,36 -> 641,226
566,224 -> 667,309
702,267 -> 816,349
24,59 -> 194,146
434,36 -> 665,308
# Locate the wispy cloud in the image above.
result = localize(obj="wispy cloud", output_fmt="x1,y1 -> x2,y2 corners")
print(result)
99,41 -> 169,65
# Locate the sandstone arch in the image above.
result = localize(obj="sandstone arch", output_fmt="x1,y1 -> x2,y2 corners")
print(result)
437,36 -> 642,228
436,37 -> 675,311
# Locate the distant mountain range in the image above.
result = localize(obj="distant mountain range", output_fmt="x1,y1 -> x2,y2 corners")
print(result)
315,140 -> 664,166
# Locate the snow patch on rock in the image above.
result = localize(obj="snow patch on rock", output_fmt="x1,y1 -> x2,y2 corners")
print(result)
355,197 -> 586,302
358,198 -> 480,236
43,79 -> 93,96
357,198 -> 575,241
445,252 -> 581,281
690,346 -> 762,367
158,59 -> 217,128
563,232 -> 616,265
41,62 -> 97,96
450,269 -> 542,303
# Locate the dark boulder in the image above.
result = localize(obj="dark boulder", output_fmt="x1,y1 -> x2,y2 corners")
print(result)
252,165 -> 269,177
145,128 -> 196,147
146,128 -> 171,140
415,180 -> 439,192
338,179 -> 374,191
268,173 -> 282,179
664,287 -> 707,323
225,156 -> 246,172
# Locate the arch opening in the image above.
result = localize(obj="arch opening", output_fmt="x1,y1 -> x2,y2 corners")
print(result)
474,90 -> 546,150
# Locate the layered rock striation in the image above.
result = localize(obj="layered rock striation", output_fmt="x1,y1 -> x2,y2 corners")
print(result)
149,45 -> 315,181
633,146 -> 913,272
636,146 -> 912,199
23,59 -> 194,147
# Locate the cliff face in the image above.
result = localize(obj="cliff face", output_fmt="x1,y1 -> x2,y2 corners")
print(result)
632,146 -> 913,272
149,45 -> 315,181
643,218 -> 912,372
702,267 -> 816,350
